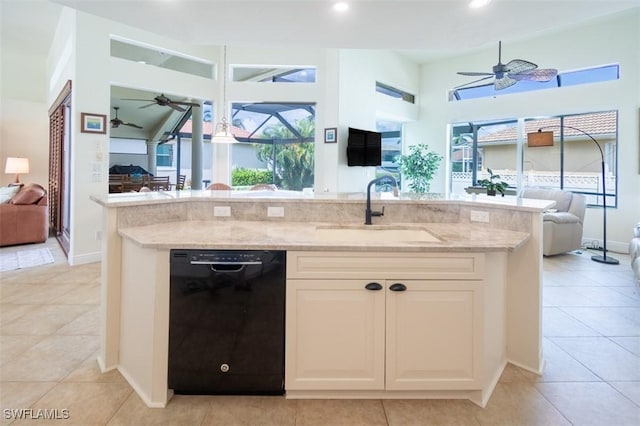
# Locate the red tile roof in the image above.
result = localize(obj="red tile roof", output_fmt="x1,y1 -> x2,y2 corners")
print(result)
477,111 -> 616,144
178,120 -> 251,138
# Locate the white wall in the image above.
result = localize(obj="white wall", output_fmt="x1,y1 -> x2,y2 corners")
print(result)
337,49 -> 421,192
419,10 -> 640,251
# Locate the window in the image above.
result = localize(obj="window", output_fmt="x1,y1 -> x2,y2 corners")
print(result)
157,144 -> 173,167
450,64 -> 619,101
232,66 -> 316,83
230,102 -> 316,190
110,37 -> 214,79
376,82 -> 415,104
450,111 -> 618,207
376,120 -> 402,188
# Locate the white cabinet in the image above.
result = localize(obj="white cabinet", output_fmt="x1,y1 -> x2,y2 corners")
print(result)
285,252 -> 485,393
285,279 -> 385,390
385,280 -> 481,390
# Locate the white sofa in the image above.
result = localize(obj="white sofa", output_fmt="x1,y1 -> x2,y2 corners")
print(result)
631,224 -> 640,282
521,187 -> 587,256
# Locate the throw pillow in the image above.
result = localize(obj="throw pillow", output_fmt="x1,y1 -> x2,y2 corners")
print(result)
0,185 -> 20,204
10,184 -> 46,205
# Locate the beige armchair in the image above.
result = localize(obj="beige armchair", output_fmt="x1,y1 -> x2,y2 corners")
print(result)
521,187 -> 586,256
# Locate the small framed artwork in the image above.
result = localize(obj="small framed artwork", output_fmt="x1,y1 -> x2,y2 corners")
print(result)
80,112 -> 107,134
324,127 -> 337,143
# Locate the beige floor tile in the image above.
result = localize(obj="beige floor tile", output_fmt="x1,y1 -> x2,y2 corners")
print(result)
574,286 -> 640,307
1,335 -> 99,382
295,399 -> 387,426
201,395 -> 297,426
611,336 -> 640,356
0,335 -> 45,367
43,266 -> 100,285
0,304 -> 94,336
519,338 -> 600,382
536,382 -> 640,426
0,303 -> 39,326
473,382 -> 570,425
50,283 -> 100,305
0,382 -> 58,425
559,307 -> 640,337
543,287 -> 604,307
109,393 -> 211,426
543,307 -> 600,337
55,306 -> 99,336
63,352 -> 127,384
11,382 -> 132,425
383,399 -> 480,426
497,363 -> 531,383
609,381 -> 640,406
0,283 -> 78,305
550,337 -> 640,381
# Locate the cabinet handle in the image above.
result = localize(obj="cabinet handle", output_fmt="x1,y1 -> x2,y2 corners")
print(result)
365,282 -> 383,291
389,283 -> 407,292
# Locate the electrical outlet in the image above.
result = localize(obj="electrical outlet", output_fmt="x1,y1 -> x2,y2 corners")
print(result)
470,210 -> 490,223
214,206 -> 231,217
267,206 -> 285,217
95,231 -> 102,241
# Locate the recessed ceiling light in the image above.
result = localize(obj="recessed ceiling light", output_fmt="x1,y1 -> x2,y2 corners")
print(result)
333,2 -> 349,13
469,0 -> 492,8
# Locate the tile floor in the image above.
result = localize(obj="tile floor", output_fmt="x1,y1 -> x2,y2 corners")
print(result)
1,240 -> 639,425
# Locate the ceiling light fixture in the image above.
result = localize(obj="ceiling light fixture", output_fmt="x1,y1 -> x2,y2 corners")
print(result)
333,2 -> 349,13
469,0 -> 492,9
211,45 -> 238,144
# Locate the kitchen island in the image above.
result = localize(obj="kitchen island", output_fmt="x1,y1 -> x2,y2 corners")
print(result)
92,190 -> 552,408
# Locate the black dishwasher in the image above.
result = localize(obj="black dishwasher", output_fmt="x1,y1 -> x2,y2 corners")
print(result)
168,249 -> 285,395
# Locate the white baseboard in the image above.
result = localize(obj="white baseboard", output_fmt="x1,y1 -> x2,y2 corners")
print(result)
69,251 -> 101,266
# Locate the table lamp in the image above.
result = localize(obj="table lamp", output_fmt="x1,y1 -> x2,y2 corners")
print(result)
5,157 -> 29,184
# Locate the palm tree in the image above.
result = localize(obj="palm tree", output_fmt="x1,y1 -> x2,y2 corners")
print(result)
256,117 -> 315,190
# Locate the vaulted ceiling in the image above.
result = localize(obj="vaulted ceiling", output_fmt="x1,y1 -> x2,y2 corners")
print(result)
2,0 -> 639,139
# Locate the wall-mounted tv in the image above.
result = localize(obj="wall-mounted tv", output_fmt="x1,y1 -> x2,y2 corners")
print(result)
347,127 -> 382,166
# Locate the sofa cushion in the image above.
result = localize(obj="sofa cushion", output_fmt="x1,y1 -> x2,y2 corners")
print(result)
522,187 -> 572,212
543,212 -> 581,224
0,186 -> 20,204
10,184 -> 46,205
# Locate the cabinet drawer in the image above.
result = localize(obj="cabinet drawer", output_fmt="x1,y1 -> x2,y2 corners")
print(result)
287,251 -> 484,280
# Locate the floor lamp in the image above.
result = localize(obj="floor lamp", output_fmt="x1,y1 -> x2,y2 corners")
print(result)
528,126 -> 619,265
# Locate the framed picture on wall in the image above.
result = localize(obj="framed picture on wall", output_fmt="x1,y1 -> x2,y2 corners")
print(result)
324,127 -> 337,143
80,112 -> 107,134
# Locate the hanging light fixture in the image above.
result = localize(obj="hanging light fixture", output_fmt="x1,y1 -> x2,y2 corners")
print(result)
211,45 -> 238,144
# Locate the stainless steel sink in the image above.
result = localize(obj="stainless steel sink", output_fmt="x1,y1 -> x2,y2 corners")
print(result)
315,224 -> 440,243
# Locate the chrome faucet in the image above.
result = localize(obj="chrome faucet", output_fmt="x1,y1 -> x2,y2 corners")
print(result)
365,175 -> 398,225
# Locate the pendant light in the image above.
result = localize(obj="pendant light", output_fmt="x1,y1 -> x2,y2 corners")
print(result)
211,45 -> 238,143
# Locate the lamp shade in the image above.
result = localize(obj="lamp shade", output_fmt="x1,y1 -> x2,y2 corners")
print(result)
5,157 -> 29,174
527,131 -> 554,147
210,118 -> 238,144
5,157 -> 30,184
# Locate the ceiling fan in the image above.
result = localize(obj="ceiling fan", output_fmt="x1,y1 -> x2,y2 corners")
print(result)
122,93 -> 199,112
110,107 -> 143,129
456,41 -> 558,90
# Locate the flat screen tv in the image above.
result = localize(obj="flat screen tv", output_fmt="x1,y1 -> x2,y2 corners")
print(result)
347,127 -> 382,166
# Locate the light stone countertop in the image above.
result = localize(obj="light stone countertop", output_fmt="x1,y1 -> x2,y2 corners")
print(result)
92,190 -> 554,213
118,220 -> 530,252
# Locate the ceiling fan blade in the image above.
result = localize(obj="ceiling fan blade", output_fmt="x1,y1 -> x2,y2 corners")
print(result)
123,122 -> 143,129
172,101 -> 200,107
494,76 -> 517,90
122,98 -> 154,102
454,75 -> 494,89
138,103 -> 156,109
505,59 -> 538,74
168,103 -> 186,112
457,71 -> 495,77
510,68 -> 558,82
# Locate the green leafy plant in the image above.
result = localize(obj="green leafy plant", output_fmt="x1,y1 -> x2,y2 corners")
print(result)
477,168 -> 509,196
397,144 -> 442,193
231,168 -> 273,186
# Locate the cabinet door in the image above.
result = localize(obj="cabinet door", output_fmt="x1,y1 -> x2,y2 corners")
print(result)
385,280 -> 482,390
286,279 -> 385,390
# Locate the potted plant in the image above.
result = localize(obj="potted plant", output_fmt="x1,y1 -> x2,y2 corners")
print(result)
477,168 -> 509,196
397,144 -> 443,193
